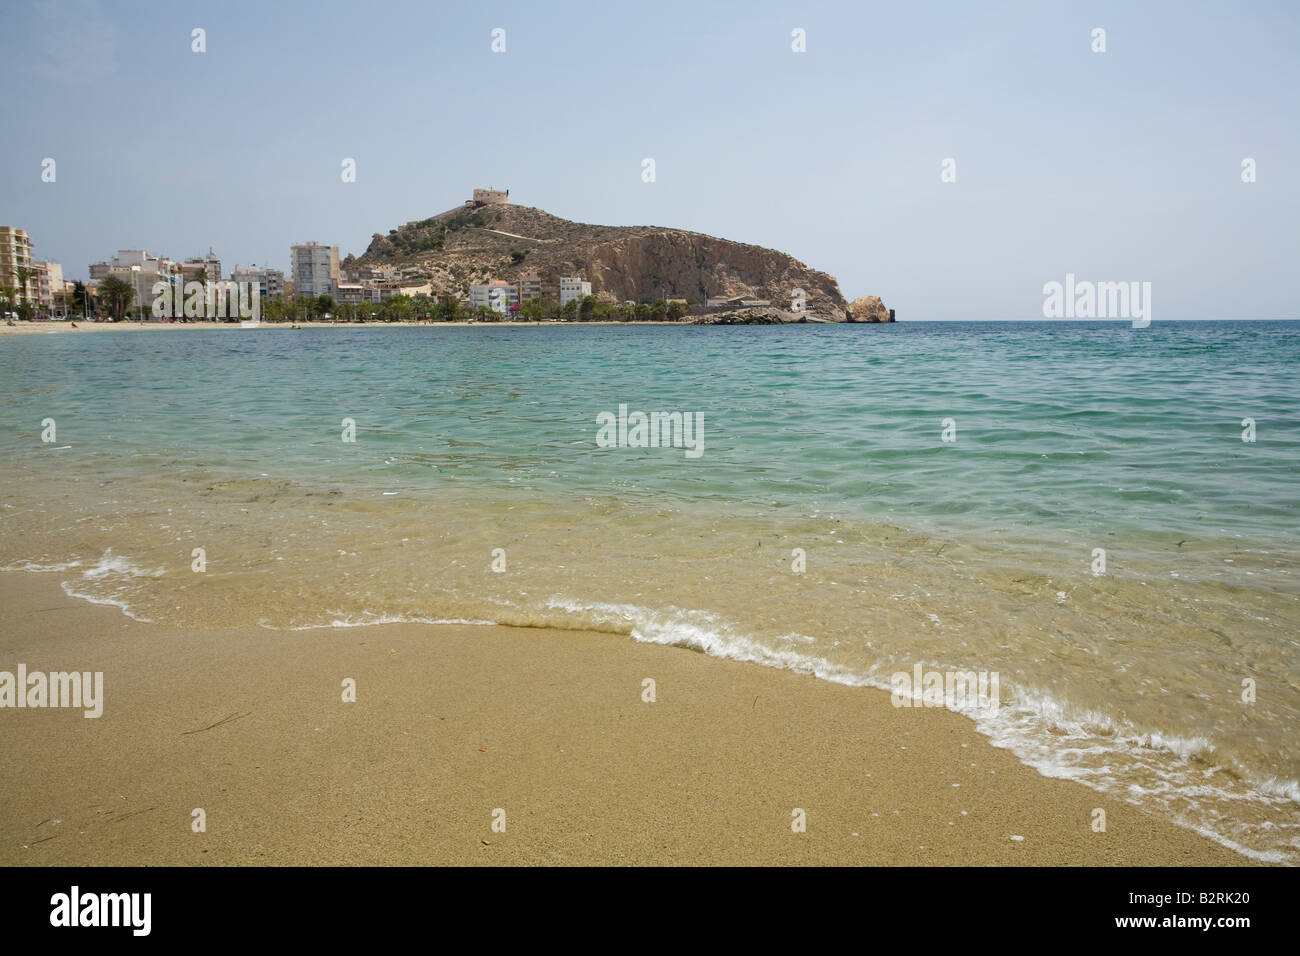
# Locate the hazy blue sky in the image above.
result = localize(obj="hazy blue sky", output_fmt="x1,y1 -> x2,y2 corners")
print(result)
2,0 -> 1296,319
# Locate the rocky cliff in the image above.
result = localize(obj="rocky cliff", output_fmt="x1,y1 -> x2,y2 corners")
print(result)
358,203 -> 880,321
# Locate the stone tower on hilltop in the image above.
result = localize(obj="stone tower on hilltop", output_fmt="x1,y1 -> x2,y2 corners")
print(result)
472,188 -> 509,207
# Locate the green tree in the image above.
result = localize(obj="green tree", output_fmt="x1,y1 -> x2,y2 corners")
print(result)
520,297 -> 548,321
98,276 -> 136,322
71,281 -> 91,318
388,294 -> 415,322
317,294 -> 335,317
435,294 -> 461,322
14,266 -> 38,316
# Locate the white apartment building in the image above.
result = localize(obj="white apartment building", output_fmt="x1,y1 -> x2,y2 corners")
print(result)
469,280 -> 519,314
559,277 -> 592,307
91,250 -> 180,279
88,250 -> 179,315
291,242 -> 339,298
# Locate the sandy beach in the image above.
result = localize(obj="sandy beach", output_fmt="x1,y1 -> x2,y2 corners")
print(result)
0,571 -> 1245,866
0,319 -> 686,335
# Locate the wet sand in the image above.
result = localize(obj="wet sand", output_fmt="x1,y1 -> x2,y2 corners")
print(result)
0,572 -> 1249,866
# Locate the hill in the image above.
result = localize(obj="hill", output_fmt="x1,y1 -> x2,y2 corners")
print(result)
356,201 -> 878,321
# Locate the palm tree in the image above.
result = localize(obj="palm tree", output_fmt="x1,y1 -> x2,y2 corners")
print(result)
14,266 -> 37,317
97,276 -> 136,323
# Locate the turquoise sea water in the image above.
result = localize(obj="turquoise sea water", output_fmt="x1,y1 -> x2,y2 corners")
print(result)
2,320 -> 1298,861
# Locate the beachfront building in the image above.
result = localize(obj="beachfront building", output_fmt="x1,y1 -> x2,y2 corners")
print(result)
93,250 -> 180,281
516,274 -> 560,304
469,280 -> 518,314
113,266 -> 175,315
335,278 -> 432,308
291,242 -> 339,299
0,226 -> 35,299
559,277 -> 592,308
333,282 -> 375,307
32,261 -> 65,313
89,250 -> 181,316
182,250 -> 223,282
229,264 -> 285,299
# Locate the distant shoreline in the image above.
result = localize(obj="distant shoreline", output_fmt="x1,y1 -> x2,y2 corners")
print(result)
0,318 -> 698,335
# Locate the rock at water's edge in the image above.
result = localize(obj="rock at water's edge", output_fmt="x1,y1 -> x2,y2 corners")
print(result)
848,295 -> 893,322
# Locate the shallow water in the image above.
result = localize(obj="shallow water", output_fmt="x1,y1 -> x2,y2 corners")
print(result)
2,321 -> 1297,862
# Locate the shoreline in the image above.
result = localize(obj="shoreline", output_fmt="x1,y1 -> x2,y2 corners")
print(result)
1,318 -> 743,334
0,571 -> 1249,865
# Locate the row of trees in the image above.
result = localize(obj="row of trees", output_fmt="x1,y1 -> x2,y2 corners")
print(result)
256,294 -> 692,324
2,275 -> 129,322
2,282 -> 696,325
1,264 -> 49,321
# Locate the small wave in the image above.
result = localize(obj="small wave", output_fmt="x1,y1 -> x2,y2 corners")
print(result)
533,594 -> 1297,864
0,559 -> 84,573
55,550 -> 164,623
269,611 -> 498,631
58,583 -> 154,623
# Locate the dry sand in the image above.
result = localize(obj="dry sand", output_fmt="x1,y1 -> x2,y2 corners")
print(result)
0,571 -> 1246,865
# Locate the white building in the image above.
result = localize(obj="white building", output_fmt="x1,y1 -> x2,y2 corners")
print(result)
559,277 -> 592,307
290,242 -> 339,298
89,250 -> 179,316
469,280 -> 518,314
32,261 -> 64,312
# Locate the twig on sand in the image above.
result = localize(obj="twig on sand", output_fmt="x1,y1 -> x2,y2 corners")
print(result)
106,807 -> 155,824
181,711 -> 251,736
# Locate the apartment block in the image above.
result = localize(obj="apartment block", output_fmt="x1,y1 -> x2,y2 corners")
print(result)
32,261 -> 64,311
516,274 -> 561,303
291,242 -> 340,298
559,277 -> 592,307
469,280 -> 519,314
230,264 -> 285,299
0,226 -> 35,298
